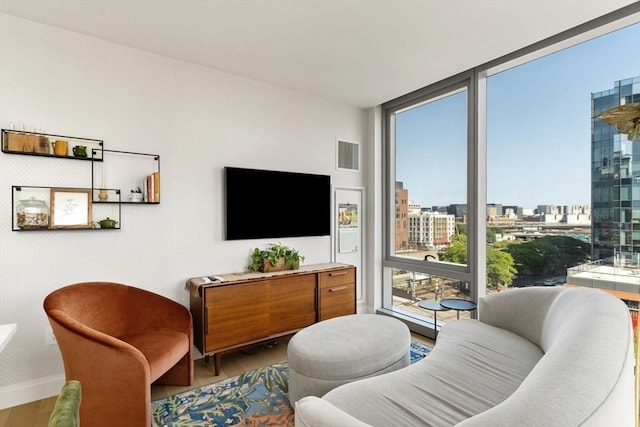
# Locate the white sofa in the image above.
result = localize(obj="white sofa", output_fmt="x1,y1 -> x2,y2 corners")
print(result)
295,286 -> 636,426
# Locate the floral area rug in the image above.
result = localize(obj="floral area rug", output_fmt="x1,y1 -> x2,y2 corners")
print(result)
152,341 -> 431,426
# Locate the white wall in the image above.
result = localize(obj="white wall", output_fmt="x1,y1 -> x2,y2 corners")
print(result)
0,13 -> 366,408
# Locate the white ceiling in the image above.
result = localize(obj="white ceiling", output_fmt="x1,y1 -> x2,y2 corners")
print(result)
0,0 -> 637,108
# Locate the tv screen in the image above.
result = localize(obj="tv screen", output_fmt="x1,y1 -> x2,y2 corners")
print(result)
225,167 -> 331,240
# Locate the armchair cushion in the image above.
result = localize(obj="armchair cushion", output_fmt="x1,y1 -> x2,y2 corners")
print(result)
121,330 -> 190,382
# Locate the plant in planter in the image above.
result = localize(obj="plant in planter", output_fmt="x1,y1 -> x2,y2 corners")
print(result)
249,242 -> 305,272
129,186 -> 143,202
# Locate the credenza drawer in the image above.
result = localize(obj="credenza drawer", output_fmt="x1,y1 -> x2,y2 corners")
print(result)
319,267 -> 355,289
318,266 -> 356,321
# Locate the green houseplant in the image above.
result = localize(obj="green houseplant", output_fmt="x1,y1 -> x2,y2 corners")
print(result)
249,243 -> 305,272
129,186 -> 143,202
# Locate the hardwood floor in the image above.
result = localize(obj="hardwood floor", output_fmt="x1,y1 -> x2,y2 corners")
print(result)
0,332 -> 433,427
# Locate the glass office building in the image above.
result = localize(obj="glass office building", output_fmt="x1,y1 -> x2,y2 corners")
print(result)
591,76 -> 640,264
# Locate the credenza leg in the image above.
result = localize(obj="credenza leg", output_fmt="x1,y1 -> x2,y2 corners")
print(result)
214,353 -> 221,376
203,354 -> 221,375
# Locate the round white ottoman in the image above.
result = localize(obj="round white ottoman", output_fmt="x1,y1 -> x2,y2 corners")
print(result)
287,314 -> 411,404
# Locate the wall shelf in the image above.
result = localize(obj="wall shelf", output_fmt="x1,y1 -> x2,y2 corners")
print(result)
4,130 -> 159,231
92,150 -> 160,204
1,129 -> 103,160
12,185 -> 121,231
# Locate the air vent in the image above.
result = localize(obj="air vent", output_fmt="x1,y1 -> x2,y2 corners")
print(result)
337,139 -> 359,171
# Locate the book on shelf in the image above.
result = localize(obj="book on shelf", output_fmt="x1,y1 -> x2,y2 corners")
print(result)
143,172 -> 160,203
153,171 -> 160,202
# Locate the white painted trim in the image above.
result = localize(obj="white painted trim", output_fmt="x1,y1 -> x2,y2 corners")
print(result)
0,374 -> 65,410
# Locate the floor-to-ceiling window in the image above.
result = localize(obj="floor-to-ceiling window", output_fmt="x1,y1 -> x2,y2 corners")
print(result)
381,72 -> 484,336
381,5 -> 639,339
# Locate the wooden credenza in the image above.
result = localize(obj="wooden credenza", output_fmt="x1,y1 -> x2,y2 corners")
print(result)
187,263 -> 356,374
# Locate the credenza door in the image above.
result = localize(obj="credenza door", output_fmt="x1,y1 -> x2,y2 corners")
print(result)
204,281 -> 269,353
269,274 -> 316,334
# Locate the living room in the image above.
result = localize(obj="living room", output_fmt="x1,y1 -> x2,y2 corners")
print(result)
0,0 -> 638,423
0,2 -> 368,409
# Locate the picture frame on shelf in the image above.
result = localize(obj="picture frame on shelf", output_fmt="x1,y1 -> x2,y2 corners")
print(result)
50,188 -> 92,229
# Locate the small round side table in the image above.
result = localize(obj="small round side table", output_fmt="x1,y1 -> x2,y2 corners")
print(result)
418,300 -> 450,339
439,298 -> 477,319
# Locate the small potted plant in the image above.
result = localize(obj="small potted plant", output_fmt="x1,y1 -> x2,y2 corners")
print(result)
129,186 -> 143,202
249,242 -> 305,272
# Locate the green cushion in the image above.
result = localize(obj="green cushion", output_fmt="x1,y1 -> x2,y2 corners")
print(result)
48,380 -> 81,427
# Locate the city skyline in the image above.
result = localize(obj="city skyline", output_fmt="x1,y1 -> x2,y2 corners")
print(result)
405,197 -> 591,211
396,22 -> 639,208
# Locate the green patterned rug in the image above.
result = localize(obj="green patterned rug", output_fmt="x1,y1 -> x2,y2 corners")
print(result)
152,341 -> 431,426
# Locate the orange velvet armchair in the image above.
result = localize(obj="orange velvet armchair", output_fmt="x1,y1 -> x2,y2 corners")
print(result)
44,282 -> 193,427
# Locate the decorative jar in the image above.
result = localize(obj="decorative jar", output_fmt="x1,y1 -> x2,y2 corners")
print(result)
16,197 -> 49,229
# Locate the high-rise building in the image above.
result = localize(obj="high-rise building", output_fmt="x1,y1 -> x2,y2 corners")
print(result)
408,210 -> 456,250
395,182 -> 409,251
591,76 -> 640,263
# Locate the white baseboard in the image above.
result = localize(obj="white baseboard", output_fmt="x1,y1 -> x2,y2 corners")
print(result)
0,374 -> 65,410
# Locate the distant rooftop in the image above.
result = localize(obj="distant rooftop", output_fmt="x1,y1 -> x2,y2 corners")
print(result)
567,258 -> 640,294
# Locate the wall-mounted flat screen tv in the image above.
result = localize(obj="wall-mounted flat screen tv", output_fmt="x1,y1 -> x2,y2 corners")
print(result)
225,166 -> 331,240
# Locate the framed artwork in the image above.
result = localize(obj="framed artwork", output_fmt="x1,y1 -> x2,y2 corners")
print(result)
338,203 -> 359,253
334,187 -> 363,301
50,188 -> 92,229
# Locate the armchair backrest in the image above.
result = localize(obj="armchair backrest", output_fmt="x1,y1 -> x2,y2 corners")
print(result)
44,282 -> 134,338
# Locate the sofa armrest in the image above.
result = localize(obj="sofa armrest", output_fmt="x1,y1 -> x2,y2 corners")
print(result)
478,287 -> 563,347
48,380 -> 81,427
295,396 -> 373,427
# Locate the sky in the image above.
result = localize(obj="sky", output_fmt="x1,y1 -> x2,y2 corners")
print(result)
396,22 -> 640,209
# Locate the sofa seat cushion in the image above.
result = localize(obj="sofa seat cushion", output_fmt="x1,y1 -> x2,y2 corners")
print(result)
322,319 -> 544,426
120,330 -> 189,382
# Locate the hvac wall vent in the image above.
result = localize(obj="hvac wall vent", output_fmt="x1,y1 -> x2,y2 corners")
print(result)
337,139 -> 359,171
